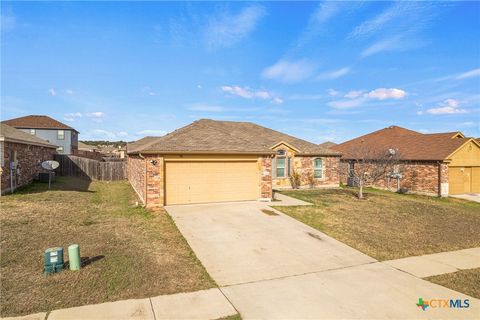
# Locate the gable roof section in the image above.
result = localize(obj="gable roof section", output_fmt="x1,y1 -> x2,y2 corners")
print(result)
129,119 -> 340,156
318,141 -> 337,148
2,115 -> 78,132
333,125 -> 472,161
0,123 -> 57,148
127,136 -> 163,153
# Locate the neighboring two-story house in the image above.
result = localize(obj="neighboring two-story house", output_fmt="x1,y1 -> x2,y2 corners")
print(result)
2,115 -> 79,155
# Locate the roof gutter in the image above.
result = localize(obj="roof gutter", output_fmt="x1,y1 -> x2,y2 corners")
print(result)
0,137 -> 57,149
128,150 -> 276,156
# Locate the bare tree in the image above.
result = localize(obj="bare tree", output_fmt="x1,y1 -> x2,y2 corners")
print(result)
346,141 -> 403,199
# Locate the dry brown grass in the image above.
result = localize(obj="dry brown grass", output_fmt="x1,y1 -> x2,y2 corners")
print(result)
0,177 -> 215,317
425,268 -> 480,299
275,188 -> 480,261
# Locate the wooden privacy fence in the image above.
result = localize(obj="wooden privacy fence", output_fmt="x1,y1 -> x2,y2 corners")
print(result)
54,155 -> 127,181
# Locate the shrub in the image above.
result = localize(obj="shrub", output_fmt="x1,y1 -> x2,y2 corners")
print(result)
290,169 -> 301,189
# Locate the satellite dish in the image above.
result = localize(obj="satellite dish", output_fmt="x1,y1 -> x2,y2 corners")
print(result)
42,160 -> 59,171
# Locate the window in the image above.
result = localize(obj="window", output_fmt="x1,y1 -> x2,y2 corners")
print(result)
274,149 -> 288,178
276,157 -> 286,178
57,146 -> 64,153
57,130 -> 65,140
314,158 -> 323,178
30,129 -> 36,135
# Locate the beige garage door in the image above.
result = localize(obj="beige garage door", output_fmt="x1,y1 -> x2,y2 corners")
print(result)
449,167 -> 480,194
165,161 -> 260,205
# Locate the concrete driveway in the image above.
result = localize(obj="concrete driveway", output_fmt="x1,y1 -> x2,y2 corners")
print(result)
166,201 -> 375,286
450,193 -> 480,203
166,201 -> 479,319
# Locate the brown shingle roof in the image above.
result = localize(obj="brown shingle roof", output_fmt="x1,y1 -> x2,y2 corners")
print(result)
2,115 -> 78,132
129,119 -> 340,156
333,126 -> 471,161
127,136 -> 162,153
0,123 -> 57,148
318,141 -> 337,148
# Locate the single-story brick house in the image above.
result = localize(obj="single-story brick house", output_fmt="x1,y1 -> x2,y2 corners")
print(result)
0,123 -> 57,194
127,119 -> 341,207
333,126 -> 480,196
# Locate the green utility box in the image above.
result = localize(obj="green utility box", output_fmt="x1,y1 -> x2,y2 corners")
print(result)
44,247 -> 64,275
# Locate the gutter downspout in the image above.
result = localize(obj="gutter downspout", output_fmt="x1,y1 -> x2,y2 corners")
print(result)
437,161 -> 442,197
139,153 -> 147,206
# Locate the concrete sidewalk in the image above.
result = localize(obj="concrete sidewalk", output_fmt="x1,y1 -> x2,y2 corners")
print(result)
271,192 -> 312,206
384,247 -> 480,278
2,288 -> 237,320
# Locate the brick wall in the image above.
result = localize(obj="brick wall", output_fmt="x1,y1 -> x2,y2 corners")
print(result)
127,155 -> 146,203
338,159 -> 446,196
259,156 -> 273,199
145,155 -> 164,208
1,141 -> 55,194
273,155 -> 340,189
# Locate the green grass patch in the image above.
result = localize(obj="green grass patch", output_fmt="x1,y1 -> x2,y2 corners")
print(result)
275,188 -> 480,261
1,177 -> 215,317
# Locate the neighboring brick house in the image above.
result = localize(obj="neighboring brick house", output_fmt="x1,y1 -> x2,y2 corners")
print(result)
333,126 -> 480,197
0,123 -> 57,194
127,119 -> 341,208
2,115 -> 79,155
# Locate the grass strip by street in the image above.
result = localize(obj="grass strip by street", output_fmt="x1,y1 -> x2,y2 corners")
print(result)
0,177 -> 215,317
274,187 -> 480,261
425,268 -> 480,299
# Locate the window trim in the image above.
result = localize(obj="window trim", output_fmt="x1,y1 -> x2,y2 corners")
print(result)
57,130 -> 65,140
313,158 -> 323,179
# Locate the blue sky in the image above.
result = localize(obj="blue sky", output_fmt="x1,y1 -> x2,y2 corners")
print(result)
1,1 -> 479,142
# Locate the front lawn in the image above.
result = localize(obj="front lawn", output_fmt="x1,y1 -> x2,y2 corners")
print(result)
0,177 -> 215,317
425,268 -> 480,299
275,188 -> 480,261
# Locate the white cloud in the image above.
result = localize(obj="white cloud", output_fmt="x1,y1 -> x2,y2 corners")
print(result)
328,98 -> 367,109
48,88 -> 57,96
255,90 -> 271,100
136,129 -> 167,136
356,2 -> 438,58
221,85 -> 283,104
197,84 -> 203,89
350,2 -> 405,38
364,88 -> 406,100
294,2 -> 353,49
327,89 -> 340,96
328,88 -> 407,109
64,112 -> 82,122
66,89 -> 74,95
205,5 -> 266,50
344,90 -> 364,99
86,112 -> 105,118
360,37 -> 401,58
272,97 -> 284,105
455,68 -> 480,80
221,85 -> 254,99
317,67 -> 350,80
425,99 -> 467,115
262,59 -> 314,83
64,111 -> 105,122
